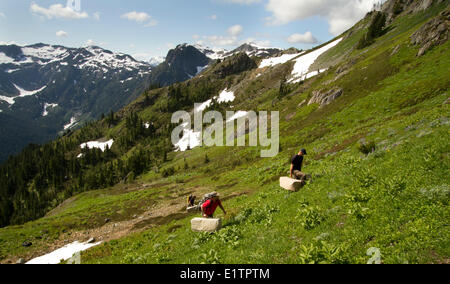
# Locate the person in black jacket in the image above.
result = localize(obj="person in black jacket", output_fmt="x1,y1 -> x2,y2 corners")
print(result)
290,149 -> 307,182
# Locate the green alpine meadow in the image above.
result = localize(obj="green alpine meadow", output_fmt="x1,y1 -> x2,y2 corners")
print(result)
0,0 -> 448,265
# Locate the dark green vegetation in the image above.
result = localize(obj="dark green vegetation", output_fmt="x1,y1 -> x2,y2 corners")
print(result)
357,11 -> 388,49
0,0 -> 448,264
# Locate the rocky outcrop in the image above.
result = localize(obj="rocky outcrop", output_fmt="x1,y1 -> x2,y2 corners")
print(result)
382,0 -> 446,23
308,88 -> 343,108
212,52 -> 257,78
411,8 -> 449,56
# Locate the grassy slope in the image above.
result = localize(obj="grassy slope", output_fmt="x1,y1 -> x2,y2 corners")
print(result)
0,4 -> 448,264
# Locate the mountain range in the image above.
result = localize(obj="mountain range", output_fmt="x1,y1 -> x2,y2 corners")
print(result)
0,42 -> 281,162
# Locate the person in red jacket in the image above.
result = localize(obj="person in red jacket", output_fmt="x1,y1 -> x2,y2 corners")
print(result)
201,192 -> 226,218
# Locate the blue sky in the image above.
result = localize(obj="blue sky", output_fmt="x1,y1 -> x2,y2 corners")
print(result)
0,0 -> 384,61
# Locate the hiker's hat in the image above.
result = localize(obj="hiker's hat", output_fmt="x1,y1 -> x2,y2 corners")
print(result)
301,149 -> 307,155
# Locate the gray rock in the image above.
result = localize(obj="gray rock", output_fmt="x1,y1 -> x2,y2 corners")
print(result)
86,238 -> 96,244
410,8 -> 449,56
308,88 -> 343,108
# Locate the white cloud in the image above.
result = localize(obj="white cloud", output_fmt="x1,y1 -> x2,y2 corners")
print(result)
195,25 -> 245,48
287,31 -> 318,44
93,12 -> 100,21
143,19 -> 158,27
209,14 -> 218,20
227,25 -> 243,36
266,0 -> 386,36
0,12 -> 5,19
121,11 -> 158,27
203,35 -> 238,46
30,3 -> 88,20
56,30 -> 68,37
121,11 -> 150,23
0,41 -> 20,45
223,0 -> 262,4
243,38 -> 272,47
86,39 -> 95,46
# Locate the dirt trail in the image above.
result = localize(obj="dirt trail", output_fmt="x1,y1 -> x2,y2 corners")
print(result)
3,178 -> 251,264
6,183 -> 250,264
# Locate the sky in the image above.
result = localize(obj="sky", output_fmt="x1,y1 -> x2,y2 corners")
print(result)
0,0 -> 385,61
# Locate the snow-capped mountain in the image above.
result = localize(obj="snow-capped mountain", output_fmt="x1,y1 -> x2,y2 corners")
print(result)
0,41 -> 282,162
0,43 -> 153,162
193,45 -> 228,60
148,43 -> 212,86
147,43 -> 282,87
194,42 -> 282,60
225,43 -> 282,58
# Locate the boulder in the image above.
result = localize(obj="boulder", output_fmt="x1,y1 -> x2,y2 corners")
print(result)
191,218 -> 222,232
280,177 -> 305,192
87,238 -> 96,244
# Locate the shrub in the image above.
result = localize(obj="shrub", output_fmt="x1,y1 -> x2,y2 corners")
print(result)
393,1 -> 403,15
297,206 -> 325,230
161,167 -> 175,178
358,141 -> 376,155
357,12 -> 387,49
298,241 -> 350,264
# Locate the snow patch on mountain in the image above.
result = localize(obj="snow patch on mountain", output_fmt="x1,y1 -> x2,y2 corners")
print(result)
194,45 -> 227,60
26,241 -> 101,265
77,46 -> 150,72
176,89 -> 237,152
42,103 -> 58,117
80,139 -> 114,152
289,38 -> 343,83
0,95 -> 15,105
0,52 -> 14,64
0,84 -> 46,105
259,52 -> 304,68
218,89 -> 235,103
174,130 -> 202,152
22,45 -> 68,60
194,89 -> 235,113
64,117 -> 78,130
5,68 -> 20,73
13,84 -> 47,98
226,111 -> 249,123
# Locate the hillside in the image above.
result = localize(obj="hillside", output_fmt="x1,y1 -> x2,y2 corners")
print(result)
0,0 -> 448,264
